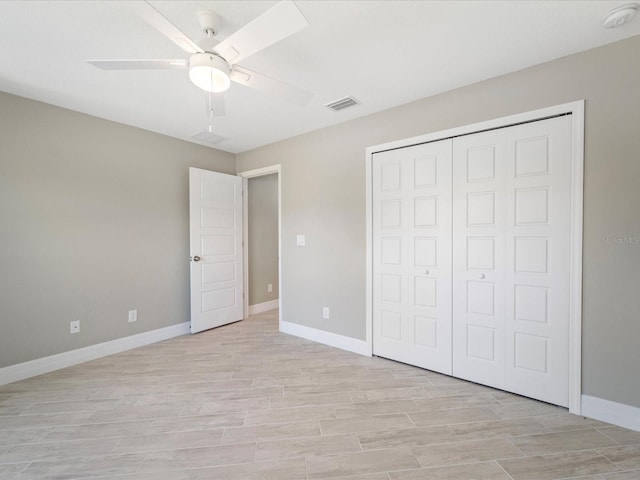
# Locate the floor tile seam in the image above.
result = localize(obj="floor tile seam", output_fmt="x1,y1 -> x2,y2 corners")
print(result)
335,404 -> 422,415
18,406 -> 120,417
409,404 -> 497,414
491,410 -> 568,421
133,451 -> 149,475
250,441 -> 258,463
108,435 -> 126,454
243,416 -> 335,428
495,449 -> 622,469
406,411 -> 417,428
223,418 -> 323,433
594,427 -> 627,446
410,458 -> 521,472
221,430 -> 324,446
16,461 -> 31,476
607,468 -> 640,476
504,435 -> 529,457
269,401 -> 353,409
404,435 -> 518,453
413,402 -> 500,413
0,433 -> 123,450
2,396 -> 84,407
601,456 -> 640,473
525,423 -> 615,438
0,458 -> 35,467
507,427 -> 614,441
414,450 -> 529,470
0,436 -> 62,450
494,459 -> 517,480
111,437 -> 226,455
409,416 -> 507,428
0,447 -> 132,465
514,445 -> 636,461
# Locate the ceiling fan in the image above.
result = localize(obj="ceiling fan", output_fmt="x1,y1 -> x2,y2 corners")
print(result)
87,0 -> 313,106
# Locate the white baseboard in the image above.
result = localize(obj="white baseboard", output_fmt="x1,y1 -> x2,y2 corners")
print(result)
248,299 -> 279,315
0,322 -> 190,386
280,320 -> 369,356
582,394 -> 640,432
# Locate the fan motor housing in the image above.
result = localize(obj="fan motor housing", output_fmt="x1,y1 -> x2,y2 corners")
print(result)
198,10 -> 221,37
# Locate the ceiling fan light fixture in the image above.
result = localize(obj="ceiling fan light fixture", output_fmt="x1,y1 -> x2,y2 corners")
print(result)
189,53 -> 230,93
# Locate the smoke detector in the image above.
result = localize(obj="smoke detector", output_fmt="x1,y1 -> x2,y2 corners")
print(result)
603,3 -> 639,29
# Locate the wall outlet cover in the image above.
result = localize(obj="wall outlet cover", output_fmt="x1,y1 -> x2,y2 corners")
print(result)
70,321 -> 80,334
322,307 -> 330,319
296,234 -> 306,246
128,310 -> 137,323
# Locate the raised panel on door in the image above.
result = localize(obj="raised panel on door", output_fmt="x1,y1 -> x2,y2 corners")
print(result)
373,140 -> 452,374
504,116 -> 572,407
452,131 -> 507,389
373,150 -> 408,363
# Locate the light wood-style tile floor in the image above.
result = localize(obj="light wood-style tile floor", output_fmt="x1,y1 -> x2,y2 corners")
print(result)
1,310 -> 639,479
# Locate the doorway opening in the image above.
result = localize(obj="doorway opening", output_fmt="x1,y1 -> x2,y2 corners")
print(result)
238,165 -> 282,324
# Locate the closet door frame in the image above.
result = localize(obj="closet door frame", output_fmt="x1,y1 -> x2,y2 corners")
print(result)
365,100 -> 584,415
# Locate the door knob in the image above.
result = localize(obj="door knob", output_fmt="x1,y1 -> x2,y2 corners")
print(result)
478,273 -> 485,279
424,269 -> 430,275
193,256 -> 201,262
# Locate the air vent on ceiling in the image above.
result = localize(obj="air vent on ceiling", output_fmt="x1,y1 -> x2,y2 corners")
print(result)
325,96 -> 359,111
191,131 -> 227,145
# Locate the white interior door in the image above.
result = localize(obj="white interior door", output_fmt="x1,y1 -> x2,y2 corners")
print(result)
373,140 -> 453,374
452,130 -> 507,389
504,116 -> 572,406
189,167 -> 244,334
452,116 -> 572,406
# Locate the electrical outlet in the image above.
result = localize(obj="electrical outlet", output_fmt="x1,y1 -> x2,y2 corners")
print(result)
70,320 -> 80,334
267,283 -> 273,293
296,234 -> 305,246
128,309 -> 137,323
322,307 -> 330,319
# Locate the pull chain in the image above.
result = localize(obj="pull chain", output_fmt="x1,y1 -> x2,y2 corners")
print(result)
208,91 -> 213,133
208,57 -> 214,133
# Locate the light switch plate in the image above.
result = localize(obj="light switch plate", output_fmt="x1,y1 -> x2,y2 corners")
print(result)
296,234 -> 306,246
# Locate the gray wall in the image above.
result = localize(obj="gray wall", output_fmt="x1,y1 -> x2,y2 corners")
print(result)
248,174 -> 279,306
0,92 -> 236,368
236,35 -> 640,408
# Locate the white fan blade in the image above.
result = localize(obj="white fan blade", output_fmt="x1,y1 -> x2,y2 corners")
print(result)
87,59 -> 187,70
129,1 -> 203,54
214,1 -> 308,64
230,66 -> 312,106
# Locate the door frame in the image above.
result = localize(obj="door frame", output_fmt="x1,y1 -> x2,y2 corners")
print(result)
365,100 -> 585,414
237,164 -> 282,327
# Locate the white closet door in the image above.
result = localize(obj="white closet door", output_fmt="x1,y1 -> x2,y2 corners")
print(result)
452,130 -> 507,389
452,116 -> 572,406
505,116 -> 572,406
373,140 -> 453,374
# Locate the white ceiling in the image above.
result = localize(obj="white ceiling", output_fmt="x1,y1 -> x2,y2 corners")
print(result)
0,1 -> 638,154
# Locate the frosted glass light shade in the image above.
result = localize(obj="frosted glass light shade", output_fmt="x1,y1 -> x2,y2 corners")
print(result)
189,53 -> 230,93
